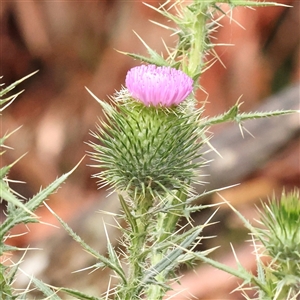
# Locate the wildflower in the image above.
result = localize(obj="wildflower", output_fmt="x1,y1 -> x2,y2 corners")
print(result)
125,64 -> 193,107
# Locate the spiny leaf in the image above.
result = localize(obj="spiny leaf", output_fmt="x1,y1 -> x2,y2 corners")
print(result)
234,109 -> 298,122
0,126 -> 22,148
45,203 -> 127,284
117,31 -> 168,67
153,225 -> 204,253
226,0 -> 291,7
0,90 -> 24,112
0,71 -> 38,98
0,158 -> 83,240
218,194 -> 259,234
25,157 -> 84,213
116,50 -> 168,67
119,194 -> 137,232
103,222 -> 124,278
31,277 -> 62,300
0,71 -> 38,112
0,265 -> 15,299
60,288 -> 103,300
0,180 -> 35,217
0,244 -> 23,253
200,103 -> 297,128
191,249 -> 253,282
138,226 -> 202,290
0,153 -> 26,180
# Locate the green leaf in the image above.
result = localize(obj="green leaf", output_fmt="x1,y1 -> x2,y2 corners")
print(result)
0,266 -> 15,300
0,71 -> 38,112
60,288 -> 103,300
119,194 -> 137,232
0,71 -> 38,98
6,263 -> 19,286
116,51 -> 167,67
31,277 -> 62,300
227,0 -> 291,7
200,102 -> 298,128
104,223 -> 124,280
192,249 -> 251,280
235,109 -> 298,122
26,157 -> 84,213
0,153 -> 26,180
0,126 -> 22,148
138,226 -> 202,290
117,31 -> 168,67
153,225 -> 204,254
45,203 -> 127,284
0,91 -> 24,111
0,158 -> 84,241
0,244 -> 22,253
0,180 -> 35,216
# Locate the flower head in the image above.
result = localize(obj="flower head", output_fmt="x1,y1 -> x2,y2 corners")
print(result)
125,64 -> 193,107
258,189 -> 300,263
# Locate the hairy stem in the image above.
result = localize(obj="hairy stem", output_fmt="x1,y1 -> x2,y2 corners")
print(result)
146,190 -> 187,299
183,1 -> 212,78
117,194 -> 153,300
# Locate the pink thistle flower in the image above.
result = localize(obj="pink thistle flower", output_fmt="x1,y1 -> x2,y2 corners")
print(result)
125,65 -> 193,107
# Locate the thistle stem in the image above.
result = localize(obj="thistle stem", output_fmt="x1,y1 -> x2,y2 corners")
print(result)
185,1 -> 211,78
118,194 -> 153,300
146,213 -> 168,300
146,190 -> 187,299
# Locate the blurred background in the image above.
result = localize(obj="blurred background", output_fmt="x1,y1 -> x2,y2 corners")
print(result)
1,0 -> 299,298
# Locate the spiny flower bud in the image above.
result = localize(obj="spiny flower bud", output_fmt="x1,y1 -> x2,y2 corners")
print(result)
89,69 -> 203,202
125,64 -> 193,107
258,189 -> 300,264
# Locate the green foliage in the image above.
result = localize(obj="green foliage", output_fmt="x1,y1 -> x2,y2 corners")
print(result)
0,0 -> 296,299
0,73 -> 81,298
31,277 -> 62,300
130,0 -> 213,79
45,190 -> 216,300
200,102 -> 297,128
59,288 -> 102,300
45,203 -> 127,285
198,190 -> 300,299
258,190 -> 300,263
83,1 -> 298,299
117,31 -> 169,68
86,85 -> 211,298
256,190 -> 300,299
123,0 -> 291,83
0,71 -> 38,110
0,264 -> 16,300
0,161 -> 83,247
32,277 -> 104,300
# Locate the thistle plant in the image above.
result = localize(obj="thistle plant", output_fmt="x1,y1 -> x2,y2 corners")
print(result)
81,1 -> 297,299
1,0 -> 299,299
255,190 -> 300,299
88,64 -> 205,299
197,189 -> 300,299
